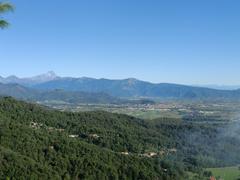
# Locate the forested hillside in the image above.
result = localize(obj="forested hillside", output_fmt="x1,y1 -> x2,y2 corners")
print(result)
0,97 -> 240,179
0,97 -> 184,179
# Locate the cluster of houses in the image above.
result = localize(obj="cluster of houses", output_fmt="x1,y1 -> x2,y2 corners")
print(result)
69,134 -> 79,138
68,133 -> 100,139
30,121 -> 100,141
140,152 -> 158,158
89,134 -> 100,139
120,148 -> 177,158
47,127 -> 65,132
30,122 -> 43,129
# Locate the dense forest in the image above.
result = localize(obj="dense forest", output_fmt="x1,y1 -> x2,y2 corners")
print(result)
0,97 -> 239,179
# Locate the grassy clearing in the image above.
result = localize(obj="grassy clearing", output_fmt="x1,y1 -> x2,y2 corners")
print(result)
208,166 -> 240,180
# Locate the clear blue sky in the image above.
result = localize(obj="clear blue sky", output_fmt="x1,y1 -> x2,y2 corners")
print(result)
1,0 -> 240,85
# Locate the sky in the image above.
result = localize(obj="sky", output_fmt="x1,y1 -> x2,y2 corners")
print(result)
1,0 -> 240,85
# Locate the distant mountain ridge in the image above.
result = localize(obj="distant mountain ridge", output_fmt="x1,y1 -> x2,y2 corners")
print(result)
0,71 -> 58,86
33,77 -> 240,99
194,84 -> 240,90
1,72 -> 240,100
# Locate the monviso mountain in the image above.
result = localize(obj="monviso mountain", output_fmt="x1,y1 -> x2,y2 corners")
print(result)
0,71 -> 58,86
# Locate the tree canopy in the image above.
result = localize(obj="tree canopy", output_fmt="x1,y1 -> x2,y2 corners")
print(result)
0,2 -> 13,29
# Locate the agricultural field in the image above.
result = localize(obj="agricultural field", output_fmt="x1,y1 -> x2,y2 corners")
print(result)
41,100 -> 240,121
208,166 -> 240,180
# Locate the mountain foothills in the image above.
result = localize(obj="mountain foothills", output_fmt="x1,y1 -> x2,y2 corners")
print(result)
0,97 -> 240,179
1,72 -> 240,100
0,83 -> 128,104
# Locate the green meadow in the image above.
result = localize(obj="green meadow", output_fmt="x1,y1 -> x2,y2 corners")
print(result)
208,167 -> 240,180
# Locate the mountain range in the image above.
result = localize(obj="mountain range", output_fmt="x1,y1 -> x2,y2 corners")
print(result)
0,71 -> 58,86
1,71 -> 240,100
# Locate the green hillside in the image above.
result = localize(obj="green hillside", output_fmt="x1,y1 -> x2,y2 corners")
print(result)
0,97 -> 184,179
0,97 -> 240,179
